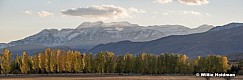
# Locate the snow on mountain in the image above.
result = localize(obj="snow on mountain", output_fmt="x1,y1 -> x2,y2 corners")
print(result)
102,21 -> 139,27
76,21 -> 139,29
89,22 -> 243,58
8,29 -> 61,47
147,25 -> 190,36
0,43 -> 7,49
76,21 -> 105,28
0,21 -> 214,50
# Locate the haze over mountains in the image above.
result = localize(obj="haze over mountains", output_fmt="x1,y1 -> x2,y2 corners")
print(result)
0,21 -> 214,55
90,23 -> 243,58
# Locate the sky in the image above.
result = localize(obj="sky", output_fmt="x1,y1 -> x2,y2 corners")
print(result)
0,0 -> 243,43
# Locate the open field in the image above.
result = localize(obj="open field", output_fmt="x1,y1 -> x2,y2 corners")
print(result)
1,75 -> 243,80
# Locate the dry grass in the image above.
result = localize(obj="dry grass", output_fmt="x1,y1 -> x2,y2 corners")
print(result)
1,76 -> 243,80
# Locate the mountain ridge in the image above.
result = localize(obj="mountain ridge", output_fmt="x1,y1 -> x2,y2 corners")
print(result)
90,22 -> 243,58
0,21 -> 215,55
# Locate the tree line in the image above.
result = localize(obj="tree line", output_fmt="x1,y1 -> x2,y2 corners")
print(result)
0,48 -> 230,75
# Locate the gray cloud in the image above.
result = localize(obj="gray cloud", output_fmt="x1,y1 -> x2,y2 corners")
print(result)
61,5 -> 145,19
178,0 -> 209,5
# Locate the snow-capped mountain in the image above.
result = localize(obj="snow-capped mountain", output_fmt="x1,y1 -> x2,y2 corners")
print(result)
90,22 -> 243,58
8,29 -> 61,47
0,21 -> 214,51
76,21 -> 139,29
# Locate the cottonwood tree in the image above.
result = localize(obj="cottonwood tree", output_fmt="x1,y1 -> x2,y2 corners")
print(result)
49,51 -> 56,73
38,53 -> 45,73
11,54 -> 20,73
157,54 -> 165,74
60,52 -> 67,73
84,53 -> 93,73
115,54 -> 125,73
1,48 -> 12,75
56,49 -> 62,73
94,52 -> 106,74
66,50 -> 73,73
124,53 -> 134,73
45,48 -> 51,73
221,56 -> 229,72
0,48 -> 231,75
20,52 -> 30,74
104,52 -> 116,73
149,54 -> 158,74
73,51 -> 82,73
30,54 -> 39,73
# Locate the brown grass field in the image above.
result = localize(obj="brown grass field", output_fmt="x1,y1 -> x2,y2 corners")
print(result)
1,75 -> 243,80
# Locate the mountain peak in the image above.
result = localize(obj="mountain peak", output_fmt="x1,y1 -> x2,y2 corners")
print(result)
76,21 -> 139,29
196,24 -> 214,29
40,29 -> 58,34
76,21 -> 104,29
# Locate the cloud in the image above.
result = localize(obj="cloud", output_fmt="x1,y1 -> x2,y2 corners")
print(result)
25,10 -> 34,15
183,11 -> 201,15
37,11 -> 53,17
61,5 -> 145,19
163,12 -> 169,15
153,0 -> 173,4
153,0 -> 209,5
163,10 -> 204,16
128,7 -> 146,13
178,0 -> 209,5
25,10 -> 53,17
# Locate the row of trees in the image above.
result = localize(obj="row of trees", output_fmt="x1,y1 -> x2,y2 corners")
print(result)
0,48 -> 230,74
